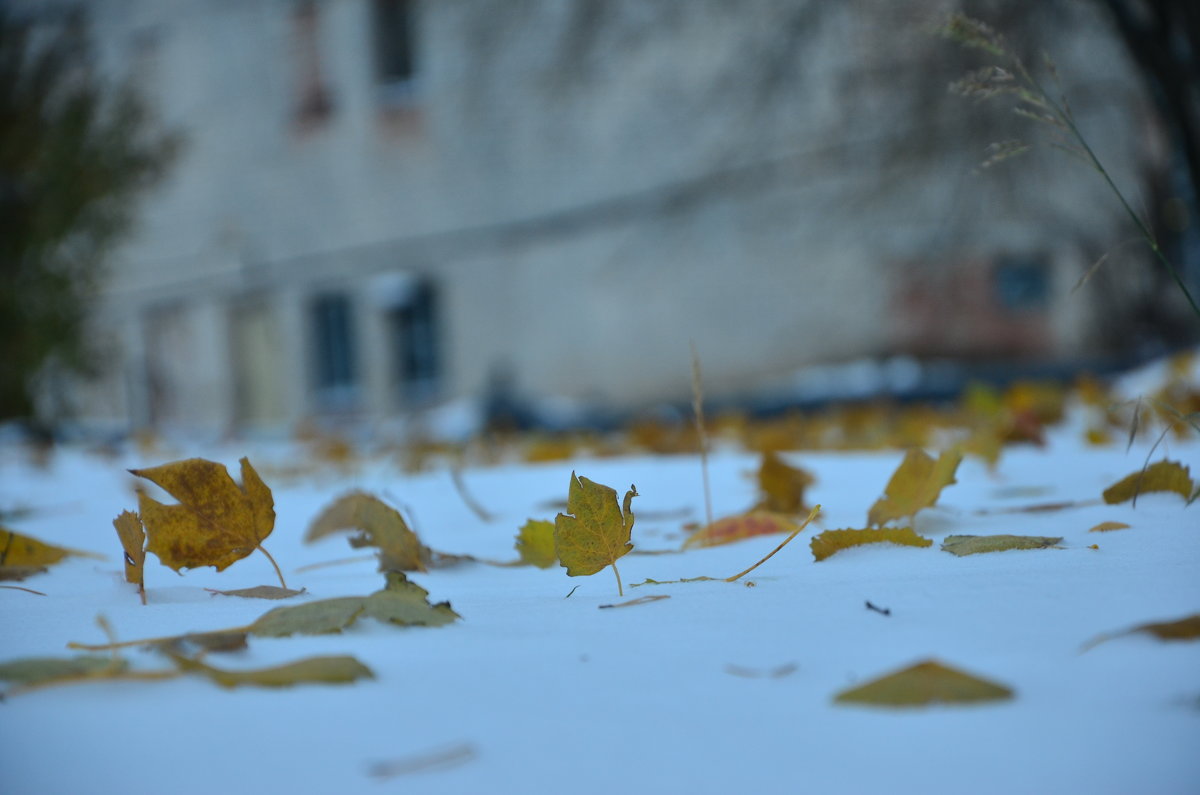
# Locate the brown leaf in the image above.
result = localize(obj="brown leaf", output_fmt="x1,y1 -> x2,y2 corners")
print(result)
756,451 -> 815,513
112,511 -> 146,603
1102,460 -> 1195,505
305,491 -> 429,572
810,527 -> 932,562
132,457 -> 275,572
683,511 -> 800,550
834,659 -> 1014,707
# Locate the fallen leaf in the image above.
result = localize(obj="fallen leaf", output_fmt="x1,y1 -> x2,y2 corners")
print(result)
554,473 -> 636,595
156,630 -> 249,654
132,457 -> 278,574
167,652 -> 373,688
1088,521 -> 1131,533
810,527 -> 932,562
249,596 -> 367,637
1102,460 -> 1194,504
0,527 -> 102,567
682,511 -> 799,550
0,655 -> 127,689
206,585 -> 307,599
306,491 -> 429,571
756,452 -> 815,513
1083,613 -> 1200,651
940,534 -> 1063,556
867,448 -> 962,526
112,511 -> 146,604
362,571 -> 460,627
0,565 -> 47,581
833,659 -> 1013,707
514,519 -> 557,568
369,744 -> 478,779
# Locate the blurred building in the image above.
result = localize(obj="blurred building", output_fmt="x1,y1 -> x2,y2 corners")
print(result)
19,0 -> 1169,433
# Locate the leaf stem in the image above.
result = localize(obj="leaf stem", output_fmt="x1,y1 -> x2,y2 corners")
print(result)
723,505 -> 821,583
612,561 -> 624,597
257,544 -> 287,589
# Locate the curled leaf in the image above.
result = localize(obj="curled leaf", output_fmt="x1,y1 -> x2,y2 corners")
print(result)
1102,460 -> 1194,505
834,659 -> 1013,707
867,448 -> 962,526
132,457 -> 276,573
940,534 -> 1062,556
810,527 -> 932,562
683,512 -> 799,550
306,491 -> 429,571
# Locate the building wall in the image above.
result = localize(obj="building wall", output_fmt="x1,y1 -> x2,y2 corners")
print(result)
39,0 -> 1156,432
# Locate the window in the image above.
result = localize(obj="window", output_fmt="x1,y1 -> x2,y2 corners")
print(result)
293,1 -> 334,128
993,256 -> 1049,311
388,277 -> 440,404
372,0 -> 418,105
311,293 -> 358,410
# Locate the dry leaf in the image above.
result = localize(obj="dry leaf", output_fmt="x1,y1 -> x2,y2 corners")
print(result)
0,565 -> 47,581
1102,460 -> 1194,505
554,473 -> 636,595
206,585 -> 306,599
167,652 -> 373,688
306,491 -> 429,572
0,527 -> 101,567
940,534 -> 1062,556
1088,521 -> 1130,533
249,596 -> 368,638
810,527 -> 932,562
598,594 -> 670,609
112,511 -> 146,604
362,571 -> 460,626
132,457 -> 276,573
867,448 -> 962,526
0,655 -> 127,689
756,452 -> 815,513
1084,613 -> 1200,651
514,519 -> 557,568
834,659 -> 1013,707
683,511 -> 800,550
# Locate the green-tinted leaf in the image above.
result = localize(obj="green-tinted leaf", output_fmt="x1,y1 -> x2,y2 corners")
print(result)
940,534 -> 1062,556
363,571 -> 459,626
514,519 -> 557,568
0,655 -> 126,687
810,527 -> 932,562
249,596 -> 367,637
834,659 -> 1013,707
206,585 -> 307,600
554,473 -> 636,578
170,653 -> 373,688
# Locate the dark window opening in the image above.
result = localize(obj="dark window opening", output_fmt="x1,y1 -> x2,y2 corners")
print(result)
293,1 -> 334,128
994,256 -> 1049,311
373,0 -> 418,103
388,278 -> 440,404
312,292 -> 358,410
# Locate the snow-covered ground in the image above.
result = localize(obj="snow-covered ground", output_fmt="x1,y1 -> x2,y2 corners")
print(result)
2,365 -> 1198,794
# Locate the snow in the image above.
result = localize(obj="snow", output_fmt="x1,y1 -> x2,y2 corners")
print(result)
2,372 -> 1199,794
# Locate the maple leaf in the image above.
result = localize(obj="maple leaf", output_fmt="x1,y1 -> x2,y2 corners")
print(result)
867,447 -> 962,526
755,452 -> 815,513
554,472 -> 636,596
834,659 -> 1013,707
683,511 -> 800,550
305,491 -> 429,571
112,511 -> 146,604
940,534 -> 1062,556
514,519 -> 557,568
1101,460 -> 1194,505
131,457 -> 284,585
810,527 -> 932,562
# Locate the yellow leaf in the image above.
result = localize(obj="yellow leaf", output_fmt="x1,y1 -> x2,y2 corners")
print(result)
940,534 -> 1062,556
0,527 -> 102,568
1101,460 -> 1194,505
755,452 -> 815,513
554,472 -> 636,595
867,448 -> 962,526
1088,521 -> 1130,533
683,511 -> 799,549
112,511 -> 146,603
1084,613 -> 1200,651
132,457 -> 276,573
834,659 -> 1013,706
305,491 -> 428,571
810,527 -> 932,562
514,519 -> 557,568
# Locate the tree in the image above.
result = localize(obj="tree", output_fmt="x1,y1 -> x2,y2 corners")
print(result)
0,7 -> 179,422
